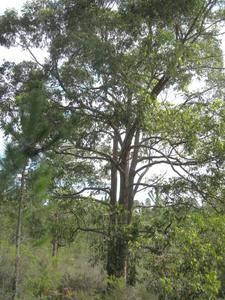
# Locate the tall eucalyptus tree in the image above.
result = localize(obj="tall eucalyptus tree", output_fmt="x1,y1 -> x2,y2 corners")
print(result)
0,0 -> 225,283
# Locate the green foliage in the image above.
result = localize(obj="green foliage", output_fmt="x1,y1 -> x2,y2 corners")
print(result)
0,0 -> 225,298
28,161 -> 53,200
141,211 -> 225,299
1,66 -> 68,160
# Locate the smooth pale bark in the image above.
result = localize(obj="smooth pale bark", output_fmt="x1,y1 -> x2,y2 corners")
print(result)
107,133 -> 119,278
110,133 -> 118,224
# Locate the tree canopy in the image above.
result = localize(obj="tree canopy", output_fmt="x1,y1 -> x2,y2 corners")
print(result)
0,0 -> 225,299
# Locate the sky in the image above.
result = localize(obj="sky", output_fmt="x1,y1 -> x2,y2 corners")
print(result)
0,0 -> 24,11
0,0 -> 46,64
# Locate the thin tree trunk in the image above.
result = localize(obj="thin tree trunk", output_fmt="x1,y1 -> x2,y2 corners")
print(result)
52,212 -> 59,257
125,130 -> 140,285
110,133 -> 118,224
12,166 -> 26,300
52,238 -> 58,257
107,134 -> 119,278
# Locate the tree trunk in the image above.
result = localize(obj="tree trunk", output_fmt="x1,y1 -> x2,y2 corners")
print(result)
52,238 -> 58,257
52,212 -> 60,257
106,224 -> 128,279
12,166 -> 26,300
106,134 -> 122,279
106,208 -> 135,285
106,128 -> 139,285
109,133 -> 118,225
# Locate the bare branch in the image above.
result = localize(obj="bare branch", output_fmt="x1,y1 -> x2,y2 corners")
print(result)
54,186 -> 110,197
76,226 -> 107,236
